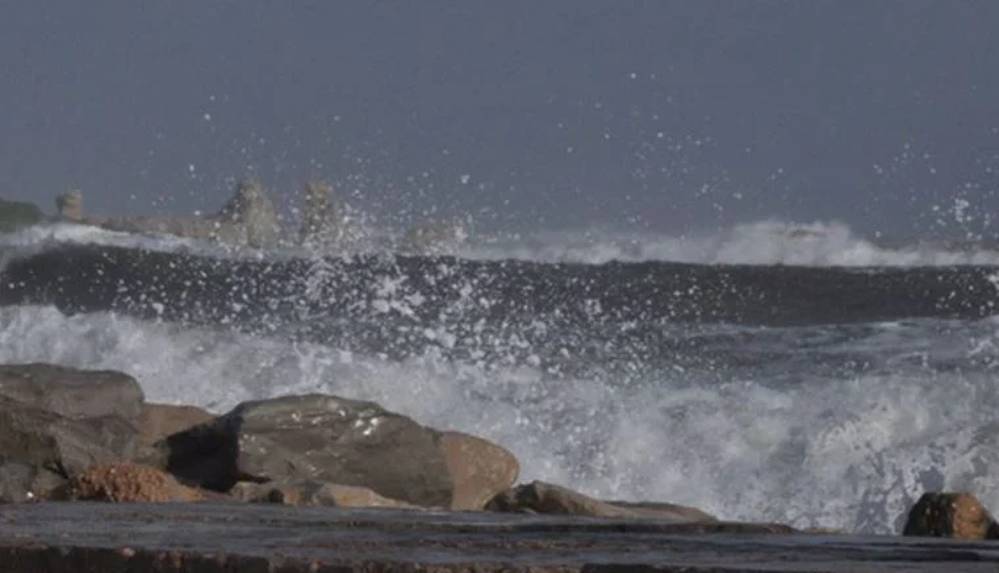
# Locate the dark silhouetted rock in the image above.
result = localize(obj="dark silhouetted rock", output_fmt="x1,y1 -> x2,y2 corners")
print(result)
439,431 -> 519,511
0,363 -> 144,423
0,197 -> 44,232
229,479 -> 416,509
54,463 -> 205,503
903,492 -> 999,540
165,394 -> 455,506
487,481 -> 716,523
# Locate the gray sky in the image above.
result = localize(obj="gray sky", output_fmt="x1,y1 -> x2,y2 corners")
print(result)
2,1 -> 999,239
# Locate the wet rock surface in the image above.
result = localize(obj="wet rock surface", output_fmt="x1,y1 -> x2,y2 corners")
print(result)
3,502 -> 999,572
488,480 -> 717,523
904,492 -> 999,540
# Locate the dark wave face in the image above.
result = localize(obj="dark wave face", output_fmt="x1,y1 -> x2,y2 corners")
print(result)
3,244 -> 998,374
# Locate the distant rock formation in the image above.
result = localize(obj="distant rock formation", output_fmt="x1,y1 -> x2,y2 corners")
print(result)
95,180 -> 281,249
55,190 -> 83,222
0,197 -> 44,232
299,181 -> 345,249
401,217 -> 470,255
214,180 -> 280,248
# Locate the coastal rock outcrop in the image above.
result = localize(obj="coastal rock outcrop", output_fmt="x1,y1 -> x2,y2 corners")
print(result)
487,481 -> 716,523
214,180 -> 280,248
903,492 -> 999,540
54,463 -> 205,503
55,190 -> 83,222
0,197 -> 44,232
93,180 -> 281,248
161,393 -> 517,509
299,181 -> 344,248
229,479 -> 416,509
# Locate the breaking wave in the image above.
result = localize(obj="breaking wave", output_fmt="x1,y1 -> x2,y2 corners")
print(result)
3,304 -> 999,534
6,219 -> 999,267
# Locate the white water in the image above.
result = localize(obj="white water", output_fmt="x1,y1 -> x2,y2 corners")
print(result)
3,304 -> 999,534
6,219 -> 999,267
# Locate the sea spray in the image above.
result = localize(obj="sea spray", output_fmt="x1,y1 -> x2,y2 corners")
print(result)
4,303 -> 999,533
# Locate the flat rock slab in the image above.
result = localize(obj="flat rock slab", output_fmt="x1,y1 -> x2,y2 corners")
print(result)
2,503 -> 999,572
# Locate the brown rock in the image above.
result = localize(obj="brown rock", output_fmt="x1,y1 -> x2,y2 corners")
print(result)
487,481 -> 716,523
137,403 -> 214,448
230,480 -> 416,509
56,463 -> 204,503
438,431 -> 519,511
903,492 -> 999,540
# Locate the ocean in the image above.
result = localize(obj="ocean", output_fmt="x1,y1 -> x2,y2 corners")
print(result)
3,219 -> 999,535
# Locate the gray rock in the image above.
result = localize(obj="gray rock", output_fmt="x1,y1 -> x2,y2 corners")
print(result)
0,396 -> 139,501
0,363 -> 144,423
214,180 -> 280,248
165,394 -> 455,507
55,190 -> 83,222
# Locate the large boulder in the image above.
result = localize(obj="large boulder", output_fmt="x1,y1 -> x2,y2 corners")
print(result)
162,394 -> 517,509
0,396 -> 138,502
903,492 -> 999,540
229,479 -> 415,509
0,197 -> 44,232
0,363 -> 144,423
487,481 -> 716,523
54,463 -> 205,503
439,431 -> 519,511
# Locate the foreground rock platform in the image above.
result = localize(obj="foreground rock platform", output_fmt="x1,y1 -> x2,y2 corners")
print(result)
3,503 -> 999,572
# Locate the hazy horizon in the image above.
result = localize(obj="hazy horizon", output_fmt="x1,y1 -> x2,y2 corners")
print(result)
3,1 -> 999,241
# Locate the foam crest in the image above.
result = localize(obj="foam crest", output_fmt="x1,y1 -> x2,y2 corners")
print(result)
7,219 -> 999,267
460,220 -> 999,266
3,304 -> 999,533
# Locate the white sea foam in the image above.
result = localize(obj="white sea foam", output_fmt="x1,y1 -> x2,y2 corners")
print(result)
460,220 -> 999,267
6,219 -> 999,267
3,304 -> 999,533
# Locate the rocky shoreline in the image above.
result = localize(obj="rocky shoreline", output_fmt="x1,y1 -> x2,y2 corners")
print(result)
2,362 -> 999,571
